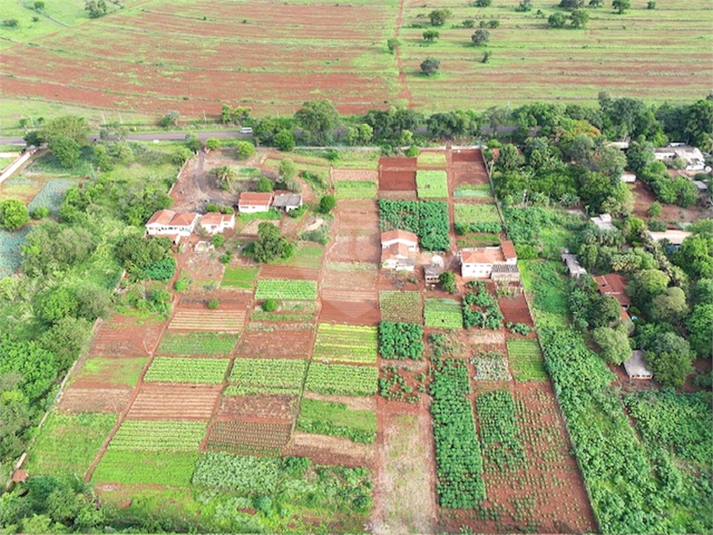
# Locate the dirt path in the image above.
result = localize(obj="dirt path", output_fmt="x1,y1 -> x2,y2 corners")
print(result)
393,0 -> 413,107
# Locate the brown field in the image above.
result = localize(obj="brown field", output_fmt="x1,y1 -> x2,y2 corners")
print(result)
235,328 -> 314,359
322,269 -> 377,292
89,315 -> 165,357
168,309 -> 246,332
378,189 -> 419,201
59,388 -> 131,413
337,201 -> 380,235
125,384 -> 221,420
218,394 -> 300,421
380,157 -> 417,170
319,299 -> 380,325
285,432 -> 377,468
451,149 -> 491,190
332,169 -> 379,182
498,293 -> 535,329
320,288 -> 378,302
259,265 -> 320,280
379,169 -> 417,192
326,235 -> 380,263
206,419 -> 293,454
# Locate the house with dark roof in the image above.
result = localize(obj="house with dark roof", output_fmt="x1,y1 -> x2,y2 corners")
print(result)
272,192 -> 303,212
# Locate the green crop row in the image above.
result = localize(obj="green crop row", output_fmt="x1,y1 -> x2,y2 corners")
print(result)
222,266 -> 259,289
454,203 -> 502,233
229,357 -> 307,394
92,450 -> 198,486
424,298 -> 463,329
109,420 -> 207,452
312,324 -> 378,364
429,358 -> 485,508
416,170 -> 449,199
476,390 -> 526,472
506,339 -> 547,381
255,279 -> 317,301
297,398 -> 377,443
305,363 -> 378,397
144,357 -> 230,384
454,184 -> 492,198
334,180 -> 377,199
157,332 -> 238,356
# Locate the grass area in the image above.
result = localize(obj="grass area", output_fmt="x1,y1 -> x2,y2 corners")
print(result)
454,203 -> 500,225
416,170 -> 448,199
518,261 -> 569,329
305,363 -> 378,396
0,0 -> 95,48
454,184 -> 492,198
297,398 -> 377,443
222,266 -> 259,289
312,324 -> 378,364
157,332 -> 238,355
238,209 -> 282,223
144,357 -> 230,384
379,290 -> 423,323
283,243 -> 324,269
26,412 -> 116,477
456,233 -> 501,248
334,180 -> 378,199
506,339 -> 547,381
110,420 -> 207,452
92,450 -> 198,486
228,358 -> 307,394
424,298 -> 463,329
250,300 -> 317,322
255,279 -> 317,300
72,357 -> 147,388
417,152 -> 446,167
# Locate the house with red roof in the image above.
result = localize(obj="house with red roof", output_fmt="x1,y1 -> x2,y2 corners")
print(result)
381,230 -> 419,271
199,212 -> 235,234
145,209 -> 199,243
238,192 -> 273,213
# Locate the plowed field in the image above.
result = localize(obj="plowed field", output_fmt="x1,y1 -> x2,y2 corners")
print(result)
499,293 -> 534,328
218,394 -> 300,421
206,420 -> 292,456
332,169 -> 379,182
126,385 -> 221,420
235,328 -> 314,359
89,315 -> 165,357
59,388 -> 131,413
168,309 -> 246,332
258,265 -> 320,280
319,300 -> 380,325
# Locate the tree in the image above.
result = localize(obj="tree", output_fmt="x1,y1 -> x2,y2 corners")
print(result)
482,50 -> 492,63
428,9 -> 452,26
347,123 -> 374,146
33,1 -> 45,10
612,0 -> 630,13
559,0 -> 584,8
644,332 -> 693,387
41,115 -> 89,146
463,19 -> 475,28
420,56 -> 440,76
691,278 -> 713,307
38,317 -> 91,369
548,12 -> 568,28
387,38 -> 400,54
495,143 -> 523,172
687,304 -> 713,358
674,234 -> 713,279
515,0 -> 533,11
647,1 -> 656,8
592,325 -> 632,364
627,269 -> 670,306
253,222 -> 293,263
294,99 -> 340,145
319,195 -> 336,214
570,9 -> 590,28
184,133 -> 201,152
0,337 -> 57,403
256,177 -> 274,192
205,137 -> 220,150
474,0 -> 491,6
0,199 -> 29,231
3,19 -> 19,27
438,271 -> 457,293
279,159 -> 297,180
85,0 -> 108,18
471,29 -> 490,45
213,166 -> 238,190
236,140 -> 256,159
220,104 -> 232,124
36,286 -> 79,325
232,106 -> 252,124
423,29 -> 440,42
650,287 -> 688,324
48,135 -> 80,168
274,129 -> 295,151
625,140 -> 654,175
647,201 -> 662,218
588,294 -> 622,327
159,110 -> 180,128
263,299 -> 278,312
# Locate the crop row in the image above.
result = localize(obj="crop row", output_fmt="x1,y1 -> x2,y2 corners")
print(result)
305,363 -> 378,397
334,180 -> 377,199
471,351 -> 511,381
454,203 -> 502,233
379,290 -> 422,323
157,332 -> 238,356
222,266 -> 258,289
109,420 -> 207,452
312,324 -> 378,364
429,358 -> 485,508
144,357 -> 230,384
476,390 -> 526,472
206,420 -> 291,456
229,358 -> 307,394
378,321 -> 424,360
506,339 -> 547,381
255,279 -> 317,301
454,184 -> 492,198
416,170 -> 449,199
378,200 -> 450,251
424,298 -> 463,329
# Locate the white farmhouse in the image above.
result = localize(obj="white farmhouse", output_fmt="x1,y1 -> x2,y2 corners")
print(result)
199,212 -> 236,234
238,192 -> 273,213
145,209 -> 199,243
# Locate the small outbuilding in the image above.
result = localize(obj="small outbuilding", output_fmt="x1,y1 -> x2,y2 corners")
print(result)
594,273 -> 630,308
590,213 -> 616,232
238,192 -> 273,213
272,193 -> 303,212
648,230 -> 692,247
620,172 -> 637,183
424,264 -> 443,284
623,350 -> 653,380
561,249 -> 587,279
491,263 -> 520,282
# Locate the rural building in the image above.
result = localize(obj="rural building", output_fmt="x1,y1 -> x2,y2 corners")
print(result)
693,180 -> 708,191
238,192 -> 273,213
199,212 -> 235,234
620,172 -> 637,183
145,209 -> 199,243
654,145 -> 708,172
648,230 -> 692,248
461,242 -> 518,280
561,249 -> 587,279
381,243 -> 416,271
594,273 -> 630,308
608,140 -> 630,150
381,230 -> 419,251
491,263 -> 520,282
623,350 -> 653,380
590,213 -> 616,232
424,264 -> 443,284
272,193 -> 303,212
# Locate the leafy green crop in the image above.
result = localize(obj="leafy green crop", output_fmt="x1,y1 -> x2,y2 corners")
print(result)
476,390 -> 525,471
379,290 -> 423,323
378,321 -> 424,359
424,298 -> 463,328
255,279 -> 317,300
378,200 -> 450,251
157,332 -> 238,355
416,170 -> 448,198
305,363 -> 378,396
313,324 -> 378,364
109,420 -> 206,451
463,281 -> 503,329
229,357 -> 306,394
144,357 -> 229,384
506,339 -> 547,381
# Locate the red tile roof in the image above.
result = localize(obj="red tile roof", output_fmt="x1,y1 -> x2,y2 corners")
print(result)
461,247 -> 505,265
382,242 -> 414,262
381,230 -> 418,245
146,209 -> 175,226
200,213 -> 234,226
239,192 -> 273,206
501,240 -> 517,260
594,273 -> 630,307
170,212 -> 198,227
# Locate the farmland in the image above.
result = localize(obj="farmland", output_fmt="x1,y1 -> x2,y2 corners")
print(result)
416,171 -> 449,199
379,290 -> 423,323
312,324 -> 378,364
109,420 -> 207,452
157,332 -> 238,355
255,279 -> 317,301
297,398 -> 377,443
221,266 -> 258,289
228,358 -> 307,394
334,180 -> 378,200
144,357 -> 230,384
305,363 -> 379,397
424,298 -> 464,329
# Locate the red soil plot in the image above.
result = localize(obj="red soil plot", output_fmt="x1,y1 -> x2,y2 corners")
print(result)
336,200 -> 380,235
89,315 -> 165,357
179,291 -> 252,308
59,388 -> 131,414
451,149 -> 484,164
322,269 -> 377,291
378,190 -> 419,201
285,432 -> 376,469
235,328 -> 314,359
319,299 -> 380,325
205,419 -> 293,456
217,394 -> 300,421
258,265 -> 320,281
168,308 -> 246,333
326,236 -> 381,264
379,169 -> 417,191
498,293 -> 535,329
380,157 -> 418,170
125,385 -> 221,421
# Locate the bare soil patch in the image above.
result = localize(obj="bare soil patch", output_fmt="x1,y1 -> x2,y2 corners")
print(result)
286,432 -> 376,468
379,169 -> 417,191
89,315 -> 165,357
332,169 -> 378,182
218,394 -> 300,420
322,269 -> 377,291
59,388 -> 131,413
451,149 -> 482,164
235,329 -> 314,359
378,189 -> 418,200
168,308 -> 246,333
499,293 -> 535,328
380,157 -> 417,170
326,235 -> 380,263
177,249 -> 225,286
319,299 -> 380,325
337,202 -> 380,235
320,288 -> 378,302
259,265 -> 320,280
125,384 -> 221,420
630,181 -> 710,223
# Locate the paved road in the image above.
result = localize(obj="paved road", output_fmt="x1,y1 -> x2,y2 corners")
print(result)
0,126 -> 517,146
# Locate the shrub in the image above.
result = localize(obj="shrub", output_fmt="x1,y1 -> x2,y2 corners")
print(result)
30,207 -> 51,220
319,195 -> 336,214
207,298 -> 220,310
236,140 -> 256,159
263,299 -> 278,312
211,234 -> 225,248
0,198 -> 29,230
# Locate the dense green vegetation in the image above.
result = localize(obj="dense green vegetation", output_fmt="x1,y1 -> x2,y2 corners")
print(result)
157,332 -> 238,355
312,324 -> 378,364
297,399 -> 377,443
378,321 -> 424,359
379,290 -> 422,323
304,363 -> 378,397
462,281 -> 503,329
476,390 -> 526,472
228,358 -> 307,394
109,420 -> 206,452
424,298 -> 463,328
254,279 -> 317,301
416,170 -> 448,198
377,200 -> 450,251
143,357 -> 230,384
